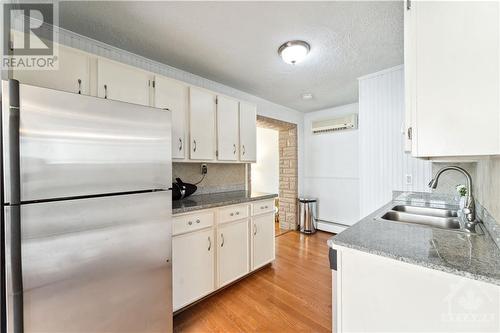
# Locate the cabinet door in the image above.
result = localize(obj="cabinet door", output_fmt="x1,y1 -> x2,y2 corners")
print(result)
217,219 -> 249,287
13,44 -> 90,95
403,0 -> 415,153
189,87 -> 216,160
155,76 -> 188,159
216,96 -> 239,161
172,228 -> 215,311
251,212 -> 275,270
337,247 -> 500,332
97,58 -> 151,106
410,1 -> 500,157
239,102 -> 257,162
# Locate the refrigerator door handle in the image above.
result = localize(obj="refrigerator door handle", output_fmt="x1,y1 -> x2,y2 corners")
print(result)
7,79 -> 24,333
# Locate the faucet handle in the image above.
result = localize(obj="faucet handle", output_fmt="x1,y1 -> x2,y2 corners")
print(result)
462,207 -> 471,215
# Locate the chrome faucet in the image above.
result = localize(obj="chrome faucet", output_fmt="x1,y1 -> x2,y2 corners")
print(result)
428,166 -> 476,226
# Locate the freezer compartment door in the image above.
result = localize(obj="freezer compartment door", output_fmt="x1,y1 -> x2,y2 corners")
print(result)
5,191 -> 172,333
2,81 -> 171,202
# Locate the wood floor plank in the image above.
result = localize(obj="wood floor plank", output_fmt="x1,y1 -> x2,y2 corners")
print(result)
174,231 -> 333,333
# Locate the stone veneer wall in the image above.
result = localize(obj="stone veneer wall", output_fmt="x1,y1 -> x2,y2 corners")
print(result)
279,127 -> 299,230
173,163 -> 246,195
256,116 -> 298,230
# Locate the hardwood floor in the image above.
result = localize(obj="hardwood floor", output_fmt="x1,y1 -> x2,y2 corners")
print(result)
173,231 -> 333,333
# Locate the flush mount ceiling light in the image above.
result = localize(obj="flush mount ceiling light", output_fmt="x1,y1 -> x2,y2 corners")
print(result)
278,40 -> 310,65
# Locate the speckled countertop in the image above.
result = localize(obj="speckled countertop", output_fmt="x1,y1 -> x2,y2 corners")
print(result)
172,191 -> 277,215
328,194 -> 500,286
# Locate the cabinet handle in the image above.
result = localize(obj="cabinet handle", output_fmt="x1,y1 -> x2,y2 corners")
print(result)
406,0 -> 411,10
233,144 -> 236,155
407,127 -> 413,140
77,79 -> 82,94
230,212 -> 234,216
253,223 -> 257,235
221,233 -> 224,247
193,140 -> 197,152
179,138 -> 183,151
242,145 -> 246,155
104,84 -> 108,99
208,236 -> 211,251
188,221 -> 193,226
236,211 -> 240,215
196,219 -> 200,224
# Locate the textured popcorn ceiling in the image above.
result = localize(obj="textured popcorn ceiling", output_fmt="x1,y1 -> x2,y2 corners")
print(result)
59,1 -> 403,112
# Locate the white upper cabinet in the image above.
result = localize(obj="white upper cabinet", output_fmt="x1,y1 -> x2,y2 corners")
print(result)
239,102 -> 257,162
13,44 -> 90,95
155,76 -> 188,159
216,96 -> 240,161
405,1 -> 500,157
189,87 -> 216,160
97,58 -> 151,106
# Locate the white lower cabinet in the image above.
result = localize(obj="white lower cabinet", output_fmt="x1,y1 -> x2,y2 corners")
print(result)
217,219 -> 249,287
251,212 -> 275,270
332,246 -> 500,333
172,227 -> 215,311
172,199 -> 275,311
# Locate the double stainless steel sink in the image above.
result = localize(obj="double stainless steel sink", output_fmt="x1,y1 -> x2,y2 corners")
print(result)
379,205 -> 482,234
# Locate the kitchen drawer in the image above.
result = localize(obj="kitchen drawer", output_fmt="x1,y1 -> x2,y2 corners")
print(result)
252,200 -> 275,216
218,204 -> 249,224
173,210 -> 214,236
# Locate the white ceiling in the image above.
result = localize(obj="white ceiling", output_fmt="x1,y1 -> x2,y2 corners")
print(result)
59,1 -> 403,112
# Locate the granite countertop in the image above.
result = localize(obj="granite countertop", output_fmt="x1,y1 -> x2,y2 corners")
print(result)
172,191 -> 278,215
328,197 -> 500,286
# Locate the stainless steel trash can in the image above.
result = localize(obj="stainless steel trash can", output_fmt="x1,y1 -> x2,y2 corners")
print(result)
298,198 -> 317,234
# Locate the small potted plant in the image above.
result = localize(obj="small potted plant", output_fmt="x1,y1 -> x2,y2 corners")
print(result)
456,184 -> 468,209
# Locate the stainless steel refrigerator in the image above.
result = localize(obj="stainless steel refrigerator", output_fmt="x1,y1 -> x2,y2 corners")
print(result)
1,80 -> 172,333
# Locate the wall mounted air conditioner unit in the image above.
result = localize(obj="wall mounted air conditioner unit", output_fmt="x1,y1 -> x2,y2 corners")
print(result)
312,114 -> 358,134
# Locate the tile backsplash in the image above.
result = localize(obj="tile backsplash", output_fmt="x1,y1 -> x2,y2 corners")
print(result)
172,163 -> 246,195
432,158 -> 500,231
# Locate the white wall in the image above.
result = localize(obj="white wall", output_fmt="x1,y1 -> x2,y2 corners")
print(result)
303,103 -> 360,229
251,127 -> 279,194
358,66 -> 432,217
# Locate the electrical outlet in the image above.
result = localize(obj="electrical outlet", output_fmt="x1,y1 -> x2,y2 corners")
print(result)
201,164 -> 208,175
405,174 -> 413,185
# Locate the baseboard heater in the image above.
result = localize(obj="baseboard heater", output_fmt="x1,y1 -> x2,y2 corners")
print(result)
315,219 -> 351,228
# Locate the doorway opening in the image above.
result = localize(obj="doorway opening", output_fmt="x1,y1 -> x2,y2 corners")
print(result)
251,116 -> 298,236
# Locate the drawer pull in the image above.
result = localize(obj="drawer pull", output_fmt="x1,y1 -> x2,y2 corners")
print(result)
236,211 -> 240,215
196,219 -> 200,224
230,213 -> 234,216
188,221 -> 193,225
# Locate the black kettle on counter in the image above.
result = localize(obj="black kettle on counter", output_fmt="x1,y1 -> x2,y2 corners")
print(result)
172,178 -> 197,201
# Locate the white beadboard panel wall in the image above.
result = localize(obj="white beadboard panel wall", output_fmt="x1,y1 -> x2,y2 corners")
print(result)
303,103 -> 360,227
358,66 -> 432,217
4,23 -> 305,194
